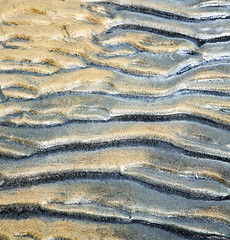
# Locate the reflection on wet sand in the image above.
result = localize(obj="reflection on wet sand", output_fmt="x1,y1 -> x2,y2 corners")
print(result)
0,0 -> 229,239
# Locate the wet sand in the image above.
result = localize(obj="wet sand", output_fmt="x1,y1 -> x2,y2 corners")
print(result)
0,0 -> 229,239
